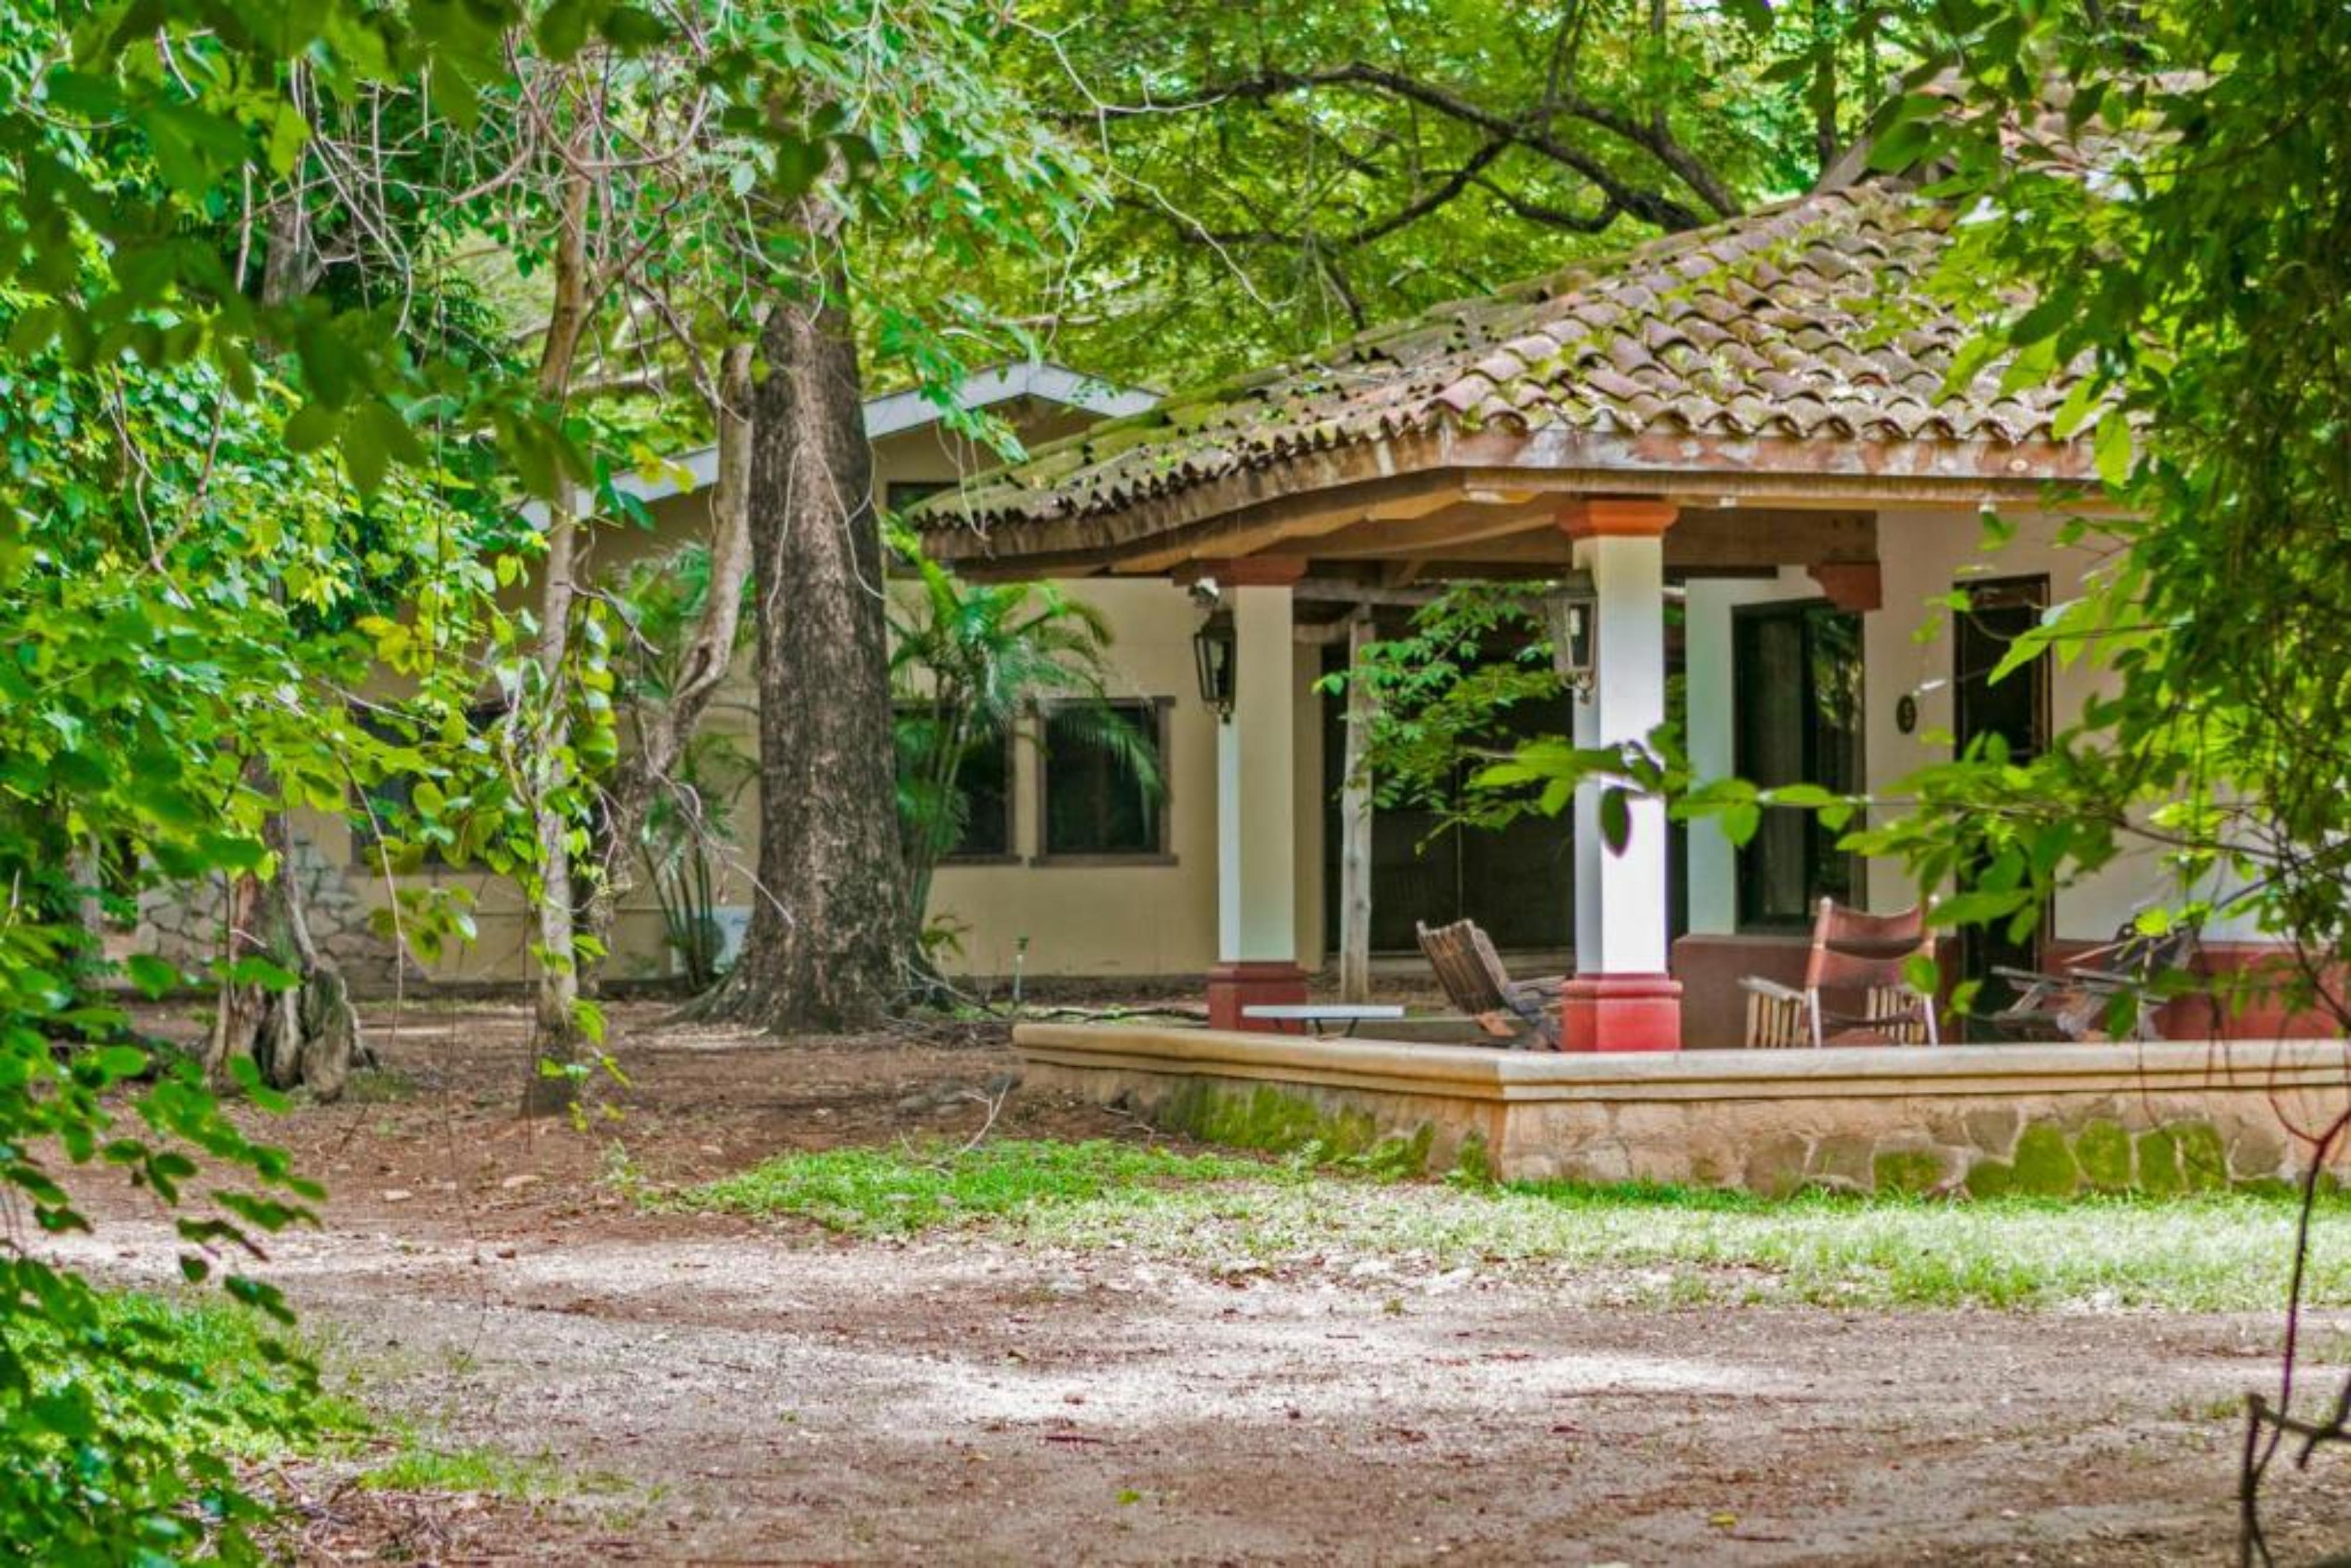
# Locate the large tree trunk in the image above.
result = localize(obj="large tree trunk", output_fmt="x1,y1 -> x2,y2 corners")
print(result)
521,166 -> 598,1117
706,252 -> 906,1032
584,338 -> 756,984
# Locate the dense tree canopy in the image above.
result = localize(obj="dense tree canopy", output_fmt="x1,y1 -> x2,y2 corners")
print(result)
996,0 -> 1921,380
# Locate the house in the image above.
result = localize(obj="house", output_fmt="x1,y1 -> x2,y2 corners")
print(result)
136,179 -> 2292,1047
915,177 -> 2289,1047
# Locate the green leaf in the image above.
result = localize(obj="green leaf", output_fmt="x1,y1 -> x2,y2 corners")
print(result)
538,0 -> 592,59
1598,788 -> 1631,855
225,956 -> 299,991
1866,118 -> 1934,173
125,953 -> 182,998
284,403 -> 341,454
93,1045 -> 148,1080
2093,411 -> 2135,490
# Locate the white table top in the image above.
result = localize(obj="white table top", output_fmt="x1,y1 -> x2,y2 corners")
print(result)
1241,1004 -> 1407,1020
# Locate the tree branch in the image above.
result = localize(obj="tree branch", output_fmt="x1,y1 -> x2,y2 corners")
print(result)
1071,61 -> 1739,227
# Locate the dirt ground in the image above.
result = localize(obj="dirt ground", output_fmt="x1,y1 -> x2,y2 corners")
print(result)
51,1001 -> 2351,1565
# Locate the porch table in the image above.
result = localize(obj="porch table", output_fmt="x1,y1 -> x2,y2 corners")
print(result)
1241,1003 -> 1406,1038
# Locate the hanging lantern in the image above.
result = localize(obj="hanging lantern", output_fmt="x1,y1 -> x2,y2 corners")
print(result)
1193,607 -> 1237,721
1545,579 -> 1598,689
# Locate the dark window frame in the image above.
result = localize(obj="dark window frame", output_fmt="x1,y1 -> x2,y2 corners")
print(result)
1732,598 -> 1864,933
897,702 -> 1019,865
1032,695 -> 1176,866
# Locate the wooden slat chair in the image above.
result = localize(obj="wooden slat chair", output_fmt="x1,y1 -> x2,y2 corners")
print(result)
1740,898 -> 1940,1048
1988,920 -> 2201,1041
1415,919 -> 1563,1050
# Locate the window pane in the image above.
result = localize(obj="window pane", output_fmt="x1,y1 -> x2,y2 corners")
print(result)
952,731 -> 1010,857
896,707 -> 1012,859
1044,701 -> 1161,856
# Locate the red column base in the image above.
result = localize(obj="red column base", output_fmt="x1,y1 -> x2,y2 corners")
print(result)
1559,973 -> 1683,1053
1207,961 -> 1311,1032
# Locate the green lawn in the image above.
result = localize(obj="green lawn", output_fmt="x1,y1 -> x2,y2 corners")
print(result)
674,1139 -> 2351,1313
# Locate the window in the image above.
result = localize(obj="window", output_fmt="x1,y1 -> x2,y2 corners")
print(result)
1733,601 -> 1863,929
946,730 -> 1012,858
1039,698 -> 1169,859
897,706 -> 1015,861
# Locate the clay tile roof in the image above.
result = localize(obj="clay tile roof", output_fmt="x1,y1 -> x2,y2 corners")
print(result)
921,184 -> 2092,543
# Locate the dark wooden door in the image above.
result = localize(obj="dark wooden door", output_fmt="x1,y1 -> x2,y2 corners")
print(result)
1953,575 -> 2051,1034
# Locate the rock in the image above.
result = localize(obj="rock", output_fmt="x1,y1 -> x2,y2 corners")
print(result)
381,1188 -> 414,1202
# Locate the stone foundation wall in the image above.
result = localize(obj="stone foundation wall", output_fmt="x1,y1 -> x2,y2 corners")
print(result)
1496,1086 -> 2333,1197
1017,1024 -> 2351,1194
137,836 -> 408,991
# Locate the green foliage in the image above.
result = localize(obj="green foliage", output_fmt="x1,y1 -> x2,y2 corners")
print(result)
0,1288 -> 362,1561
672,1139 -> 1264,1237
1319,586 -> 1572,829
1800,4 -> 2351,1036
1002,0 -> 1914,384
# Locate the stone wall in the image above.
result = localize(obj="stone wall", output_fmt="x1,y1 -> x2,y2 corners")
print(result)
137,835 -> 409,991
1016,1023 -> 2351,1194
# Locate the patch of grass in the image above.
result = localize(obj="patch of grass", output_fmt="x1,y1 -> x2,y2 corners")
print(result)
1033,1177 -> 2351,1311
672,1138 -> 1266,1235
357,1436 -> 618,1502
336,1067 -> 417,1104
663,1138 -> 2351,1311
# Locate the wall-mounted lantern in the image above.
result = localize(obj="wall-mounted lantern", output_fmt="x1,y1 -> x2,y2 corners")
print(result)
1544,575 -> 1598,691
1193,607 -> 1238,721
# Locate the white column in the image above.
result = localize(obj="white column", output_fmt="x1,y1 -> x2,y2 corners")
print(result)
1217,580 -> 1298,963
1566,505 -> 1674,978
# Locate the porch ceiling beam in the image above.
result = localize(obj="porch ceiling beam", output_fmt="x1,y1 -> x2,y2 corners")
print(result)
1669,508 -> 1875,568
1108,472 -> 1478,575
1292,505 -> 1557,560
1290,507 -> 1876,571
1292,578 -> 1451,606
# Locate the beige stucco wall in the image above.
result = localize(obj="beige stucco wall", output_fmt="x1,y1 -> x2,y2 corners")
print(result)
1861,505 -> 2176,944
199,399 -> 1328,989
149,483 -> 2201,993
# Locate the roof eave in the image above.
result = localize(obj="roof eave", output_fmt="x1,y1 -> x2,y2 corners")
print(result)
922,425 -> 2099,571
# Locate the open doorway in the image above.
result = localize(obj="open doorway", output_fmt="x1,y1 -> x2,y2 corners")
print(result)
1953,575 -> 2052,1035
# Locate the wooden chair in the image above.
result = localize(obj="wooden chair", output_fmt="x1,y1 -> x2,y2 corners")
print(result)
1739,898 -> 1939,1048
1988,919 -> 2201,1041
1415,919 -> 1563,1049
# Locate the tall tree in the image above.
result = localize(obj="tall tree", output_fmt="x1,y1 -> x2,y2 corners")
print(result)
1854,5 -> 2351,1545
717,240 -> 908,1029
701,0 -> 1094,1033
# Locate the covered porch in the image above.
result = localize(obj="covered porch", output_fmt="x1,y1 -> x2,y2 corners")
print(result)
920,183 -> 2094,1050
